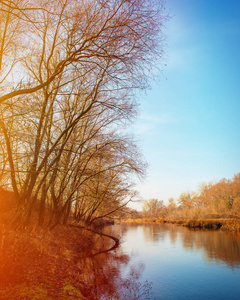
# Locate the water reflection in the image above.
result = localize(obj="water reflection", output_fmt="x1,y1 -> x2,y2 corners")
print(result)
78,234 -> 152,299
142,224 -> 166,243
181,228 -> 240,268
120,223 -> 240,268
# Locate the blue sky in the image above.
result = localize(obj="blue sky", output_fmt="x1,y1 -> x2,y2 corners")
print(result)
132,0 -> 240,208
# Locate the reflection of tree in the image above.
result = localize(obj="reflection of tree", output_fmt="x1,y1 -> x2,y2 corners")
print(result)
77,236 -> 152,299
168,226 -> 178,245
180,229 -> 240,268
121,223 -> 240,268
142,224 -> 166,243
140,223 -> 240,268
116,263 -> 152,300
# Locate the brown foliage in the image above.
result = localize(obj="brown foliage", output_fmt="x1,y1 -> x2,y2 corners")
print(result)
165,173 -> 240,221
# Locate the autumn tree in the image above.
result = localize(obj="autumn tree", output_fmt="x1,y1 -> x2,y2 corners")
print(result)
163,173 -> 240,220
142,199 -> 165,218
177,192 -> 198,209
232,173 -> 240,216
196,174 -> 240,218
0,0 -> 167,227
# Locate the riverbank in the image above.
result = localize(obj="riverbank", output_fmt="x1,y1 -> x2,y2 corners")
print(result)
0,223 -> 117,299
122,218 -> 240,232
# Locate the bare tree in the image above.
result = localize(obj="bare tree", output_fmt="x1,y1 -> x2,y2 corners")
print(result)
0,0 -> 167,227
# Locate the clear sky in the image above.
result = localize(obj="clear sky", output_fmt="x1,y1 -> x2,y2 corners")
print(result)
132,0 -> 240,209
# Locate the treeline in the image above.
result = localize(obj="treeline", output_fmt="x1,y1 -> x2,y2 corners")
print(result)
0,0 -> 167,228
141,173 -> 240,219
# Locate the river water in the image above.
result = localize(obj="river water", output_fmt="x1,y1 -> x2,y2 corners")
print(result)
81,223 -> 240,299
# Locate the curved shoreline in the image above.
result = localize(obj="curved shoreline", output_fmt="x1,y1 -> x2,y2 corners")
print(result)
69,223 -> 120,256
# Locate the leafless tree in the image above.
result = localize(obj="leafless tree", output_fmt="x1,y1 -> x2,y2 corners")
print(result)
0,0 -> 167,227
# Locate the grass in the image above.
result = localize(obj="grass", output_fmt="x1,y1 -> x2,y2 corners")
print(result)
0,188 -> 124,299
122,218 -> 165,224
122,218 -> 240,232
0,223 -> 94,299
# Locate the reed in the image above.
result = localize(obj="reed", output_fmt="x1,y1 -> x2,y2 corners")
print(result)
122,218 -> 240,232
122,218 -> 165,224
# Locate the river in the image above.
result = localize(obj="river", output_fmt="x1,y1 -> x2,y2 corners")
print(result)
80,223 -> 240,299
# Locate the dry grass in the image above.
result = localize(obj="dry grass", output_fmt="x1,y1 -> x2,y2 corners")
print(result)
122,218 -> 165,224
122,218 -> 240,232
220,219 -> 240,231
0,224 -> 95,299
174,218 -> 240,231
0,189 -> 119,299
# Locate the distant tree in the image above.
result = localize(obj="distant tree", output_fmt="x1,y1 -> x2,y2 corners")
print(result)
178,192 -> 195,209
197,179 -> 235,217
168,197 -> 176,208
117,207 -> 141,219
165,197 -> 176,216
232,173 -> 240,217
169,173 -> 240,219
142,198 -> 164,218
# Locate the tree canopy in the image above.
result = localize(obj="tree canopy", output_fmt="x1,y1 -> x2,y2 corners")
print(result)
0,0 -> 168,227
